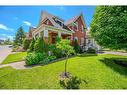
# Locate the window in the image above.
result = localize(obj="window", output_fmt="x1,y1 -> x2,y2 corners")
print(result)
74,37 -> 78,41
81,25 -> 84,32
75,22 -> 78,31
81,37 -> 84,45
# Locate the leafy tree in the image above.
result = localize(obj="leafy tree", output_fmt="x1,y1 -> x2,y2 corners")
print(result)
29,38 -> 35,52
34,37 -> 46,53
73,39 -> 80,53
56,39 -> 75,77
90,6 -> 127,50
23,38 -> 31,50
14,27 -> 25,46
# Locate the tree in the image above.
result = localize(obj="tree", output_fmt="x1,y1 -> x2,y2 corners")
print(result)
73,39 -> 80,53
14,27 -> 25,46
23,38 -> 31,50
56,39 -> 75,77
29,38 -> 35,52
90,6 -> 127,50
34,37 -> 46,53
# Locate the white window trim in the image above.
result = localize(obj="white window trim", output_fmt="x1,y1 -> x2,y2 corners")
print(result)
81,25 -> 84,32
75,22 -> 78,31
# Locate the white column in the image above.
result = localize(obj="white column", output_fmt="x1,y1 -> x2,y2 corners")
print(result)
44,29 -> 48,37
58,32 -> 61,37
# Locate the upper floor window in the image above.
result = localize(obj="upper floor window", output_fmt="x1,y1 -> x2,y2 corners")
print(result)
81,25 -> 84,32
75,22 -> 78,31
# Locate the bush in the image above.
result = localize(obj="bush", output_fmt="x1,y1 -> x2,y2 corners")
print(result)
49,44 -> 64,58
39,55 -> 56,64
87,48 -> 96,53
25,52 -> 46,65
34,37 -> 46,53
73,39 -> 80,53
29,38 -> 35,52
23,38 -> 31,50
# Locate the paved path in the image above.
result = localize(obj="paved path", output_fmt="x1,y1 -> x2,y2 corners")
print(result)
0,45 -> 12,63
0,61 -> 29,69
98,51 -> 127,56
0,51 -> 127,70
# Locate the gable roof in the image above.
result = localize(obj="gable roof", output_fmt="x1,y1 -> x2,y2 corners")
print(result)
65,13 -> 86,28
38,11 -> 70,31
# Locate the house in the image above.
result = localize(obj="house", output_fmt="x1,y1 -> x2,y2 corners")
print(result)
27,11 -> 86,50
85,27 -> 101,51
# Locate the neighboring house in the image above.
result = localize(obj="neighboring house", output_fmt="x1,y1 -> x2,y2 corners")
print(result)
0,39 -> 4,44
26,27 -> 36,40
27,11 -> 87,50
85,28 -> 101,51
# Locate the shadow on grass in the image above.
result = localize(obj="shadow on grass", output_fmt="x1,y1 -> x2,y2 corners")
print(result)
78,53 -> 97,57
59,76 -> 88,89
100,58 -> 127,76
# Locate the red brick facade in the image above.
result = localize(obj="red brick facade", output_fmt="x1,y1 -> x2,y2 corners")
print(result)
67,16 -> 86,46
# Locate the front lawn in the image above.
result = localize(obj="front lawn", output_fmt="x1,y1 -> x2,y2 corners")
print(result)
0,54 -> 127,89
1,52 -> 27,64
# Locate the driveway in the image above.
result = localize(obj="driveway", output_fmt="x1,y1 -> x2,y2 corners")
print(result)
98,51 -> 127,56
0,45 -> 12,63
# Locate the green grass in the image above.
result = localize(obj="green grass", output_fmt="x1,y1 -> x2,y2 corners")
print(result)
1,52 -> 27,64
0,54 -> 127,89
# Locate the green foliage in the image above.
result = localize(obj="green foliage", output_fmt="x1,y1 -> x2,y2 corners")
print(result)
48,44 -> 64,58
25,52 -> 46,65
87,48 -> 96,53
73,39 -> 80,53
56,36 -> 61,43
29,38 -> 35,52
90,6 -> 127,50
34,37 -> 46,53
23,38 -> 31,50
56,39 -> 75,57
39,55 -> 56,64
59,76 -> 82,89
14,27 -> 25,46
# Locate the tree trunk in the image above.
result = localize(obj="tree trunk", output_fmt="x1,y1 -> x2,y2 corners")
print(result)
65,56 -> 68,76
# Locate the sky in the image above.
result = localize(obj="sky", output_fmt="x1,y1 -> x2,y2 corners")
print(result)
0,6 -> 96,40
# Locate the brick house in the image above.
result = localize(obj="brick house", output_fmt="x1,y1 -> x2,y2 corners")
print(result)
27,11 -> 87,50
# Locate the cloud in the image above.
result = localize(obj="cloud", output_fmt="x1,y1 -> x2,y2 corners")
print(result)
23,21 -> 31,26
0,24 -> 14,31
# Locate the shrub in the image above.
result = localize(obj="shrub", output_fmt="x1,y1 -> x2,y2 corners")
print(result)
49,44 -> 64,58
34,37 -> 46,53
73,39 -> 80,53
87,48 -> 96,53
23,38 -> 31,50
39,55 -> 56,64
59,76 -> 82,89
25,52 -> 46,65
29,38 -> 35,52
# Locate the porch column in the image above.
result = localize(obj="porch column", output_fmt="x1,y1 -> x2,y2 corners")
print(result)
44,29 -> 49,44
58,32 -> 61,37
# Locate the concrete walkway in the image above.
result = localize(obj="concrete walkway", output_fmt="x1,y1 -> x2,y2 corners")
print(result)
0,51 -> 127,70
0,45 -> 12,63
98,51 -> 127,56
0,61 -> 28,69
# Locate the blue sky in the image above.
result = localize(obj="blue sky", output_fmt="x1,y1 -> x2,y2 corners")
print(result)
0,6 -> 95,40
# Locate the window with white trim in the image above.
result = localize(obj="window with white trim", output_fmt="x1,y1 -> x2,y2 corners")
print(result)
81,25 -> 84,32
75,22 -> 78,31
74,37 -> 78,41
